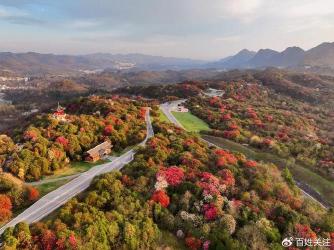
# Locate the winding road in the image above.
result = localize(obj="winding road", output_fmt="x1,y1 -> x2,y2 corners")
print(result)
160,101 -> 329,209
0,109 -> 154,235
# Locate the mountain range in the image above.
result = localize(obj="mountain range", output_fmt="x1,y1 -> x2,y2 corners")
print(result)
0,42 -> 334,75
211,42 -> 334,70
0,52 -> 206,75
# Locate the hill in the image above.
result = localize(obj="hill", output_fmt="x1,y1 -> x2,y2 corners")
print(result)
48,79 -> 88,93
2,121 -> 333,249
214,68 -> 334,105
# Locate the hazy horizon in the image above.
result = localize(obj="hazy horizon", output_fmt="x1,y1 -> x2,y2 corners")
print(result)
0,0 -> 334,60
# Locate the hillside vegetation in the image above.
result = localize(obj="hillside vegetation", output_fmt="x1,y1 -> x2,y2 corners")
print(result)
0,96 -> 147,181
2,121 -> 333,249
186,82 -> 334,181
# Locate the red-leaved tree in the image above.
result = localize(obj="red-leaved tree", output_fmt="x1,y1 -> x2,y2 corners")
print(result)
27,186 -> 40,202
151,190 -> 170,208
56,136 -> 69,147
0,208 -> 12,223
157,166 -> 184,186
0,194 -> 12,210
40,229 -> 56,250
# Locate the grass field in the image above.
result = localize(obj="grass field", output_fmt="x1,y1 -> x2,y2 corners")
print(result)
40,159 -> 109,181
172,111 -> 211,132
203,135 -> 334,206
34,179 -> 70,197
158,109 -> 170,123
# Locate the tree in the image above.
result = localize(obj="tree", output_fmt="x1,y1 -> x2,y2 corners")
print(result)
157,166 -> 184,186
151,190 -> 170,208
0,135 -> 15,155
244,160 -> 257,168
220,214 -> 236,235
203,203 -> 217,221
322,209 -> 334,231
237,224 -> 268,250
40,229 -> 56,250
1,227 -> 18,249
13,222 -> 32,249
0,194 -> 12,210
219,169 -> 235,186
0,208 -> 12,223
68,233 -> 78,249
56,136 -> 69,147
282,167 -> 295,187
185,236 -> 202,250
104,125 -> 114,135
27,186 -> 40,202
0,195 -> 12,223
124,222 -> 139,250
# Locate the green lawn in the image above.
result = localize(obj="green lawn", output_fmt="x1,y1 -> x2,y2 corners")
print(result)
172,111 -> 211,132
34,179 -> 70,197
203,135 -> 334,207
40,159 -> 109,181
158,109 -> 170,123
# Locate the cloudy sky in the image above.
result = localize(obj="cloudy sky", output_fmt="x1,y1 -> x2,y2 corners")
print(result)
0,0 -> 334,60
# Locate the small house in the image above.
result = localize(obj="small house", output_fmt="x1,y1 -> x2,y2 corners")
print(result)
85,141 -> 112,162
175,105 -> 189,113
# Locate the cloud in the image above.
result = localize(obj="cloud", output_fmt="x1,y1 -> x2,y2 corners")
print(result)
0,5 -> 25,17
214,35 -> 241,43
0,4 -> 45,25
220,0 -> 264,21
283,0 -> 334,18
68,20 -> 103,29
0,0 -> 334,59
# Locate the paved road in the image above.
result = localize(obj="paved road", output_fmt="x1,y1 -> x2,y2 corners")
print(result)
160,101 -> 329,209
0,109 -> 154,235
160,99 -> 186,129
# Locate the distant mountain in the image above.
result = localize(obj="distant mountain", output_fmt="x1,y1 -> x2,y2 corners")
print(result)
211,42 -> 334,70
0,52 -> 206,75
1,41 -> 334,75
271,47 -> 305,67
247,49 -> 280,68
207,49 -> 256,69
304,42 -> 334,67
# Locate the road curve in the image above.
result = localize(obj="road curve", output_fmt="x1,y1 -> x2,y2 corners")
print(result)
0,109 -> 154,235
160,100 -> 186,129
160,101 -> 329,209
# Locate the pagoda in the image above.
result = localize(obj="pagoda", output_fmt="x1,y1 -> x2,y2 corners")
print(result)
52,103 -> 67,122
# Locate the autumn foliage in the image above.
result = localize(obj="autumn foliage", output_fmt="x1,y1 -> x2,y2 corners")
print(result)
151,190 -> 170,208
157,166 -> 184,186
0,194 -> 12,211
0,208 -> 12,223
56,136 -> 69,147
27,186 -> 40,202
185,237 -> 202,250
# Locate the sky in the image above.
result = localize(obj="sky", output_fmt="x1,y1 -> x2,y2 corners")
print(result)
0,0 -> 334,60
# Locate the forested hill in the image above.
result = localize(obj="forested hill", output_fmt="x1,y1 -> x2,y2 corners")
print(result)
115,69 -> 334,106
1,120 -> 333,249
